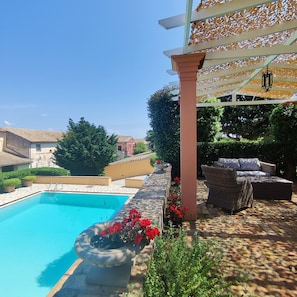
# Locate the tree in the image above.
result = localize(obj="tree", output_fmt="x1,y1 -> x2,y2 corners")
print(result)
53,117 -> 117,176
197,98 -> 223,142
148,88 -> 224,176
134,142 -> 148,155
147,87 -> 180,176
220,95 -> 277,140
145,130 -> 155,151
269,104 -> 297,180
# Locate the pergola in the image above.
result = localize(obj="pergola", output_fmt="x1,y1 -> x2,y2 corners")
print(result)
159,0 -> 297,220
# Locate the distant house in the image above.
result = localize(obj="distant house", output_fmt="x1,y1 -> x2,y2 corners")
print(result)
0,127 -> 63,172
0,128 -> 141,172
116,136 -> 136,157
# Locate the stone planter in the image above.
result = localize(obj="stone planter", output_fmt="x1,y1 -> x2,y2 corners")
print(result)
3,186 -> 16,193
22,180 -> 33,187
21,176 -> 36,187
154,163 -> 169,171
75,222 -> 143,287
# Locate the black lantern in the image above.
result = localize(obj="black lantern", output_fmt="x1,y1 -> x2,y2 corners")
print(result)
262,66 -> 273,92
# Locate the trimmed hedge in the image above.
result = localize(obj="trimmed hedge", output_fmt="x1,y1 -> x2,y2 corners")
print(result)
0,167 -> 69,193
197,141 -> 284,177
30,167 -> 70,176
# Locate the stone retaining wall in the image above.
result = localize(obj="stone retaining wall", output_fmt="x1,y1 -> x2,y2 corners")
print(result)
114,165 -> 171,231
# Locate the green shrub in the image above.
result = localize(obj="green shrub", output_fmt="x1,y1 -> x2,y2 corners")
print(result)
144,226 -> 232,297
2,169 -> 32,180
149,154 -> 158,167
30,167 -> 69,176
2,167 -> 69,180
197,141 -> 284,177
22,175 -> 36,181
3,178 -> 22,188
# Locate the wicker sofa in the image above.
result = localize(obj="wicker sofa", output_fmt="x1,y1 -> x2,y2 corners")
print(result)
201,165 -> 254,214
214,158 -> 276,177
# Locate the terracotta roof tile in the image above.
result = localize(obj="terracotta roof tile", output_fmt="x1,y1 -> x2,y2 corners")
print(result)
0,127 -> 63,143
0,151 -> 31,166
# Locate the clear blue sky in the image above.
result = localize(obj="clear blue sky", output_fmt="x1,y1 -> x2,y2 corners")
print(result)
0,0 -> 187,138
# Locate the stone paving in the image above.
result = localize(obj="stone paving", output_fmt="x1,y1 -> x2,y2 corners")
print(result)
182,180 -> 297,297
0,179 -> 139,207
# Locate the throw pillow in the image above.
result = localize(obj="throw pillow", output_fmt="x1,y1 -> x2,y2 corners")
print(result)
218,158 -> 241,170
239,158 -> 261,171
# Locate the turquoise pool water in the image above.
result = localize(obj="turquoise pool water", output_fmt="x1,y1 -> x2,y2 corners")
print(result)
0,192 -> 129,297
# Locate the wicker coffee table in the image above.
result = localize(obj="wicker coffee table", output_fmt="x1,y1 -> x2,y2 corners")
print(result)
249,176 -> 293,200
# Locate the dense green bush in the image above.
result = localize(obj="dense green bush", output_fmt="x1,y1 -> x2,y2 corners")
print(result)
144,226 -> 233,297
0,168 -> 69,193
30,167 -> 69,176
22,175 -> 36,181
2,169 -> 32,180
197,141 -> 283,177
1,167 -> 69,180
269,104 -> 297,180
3,178 -> 22,188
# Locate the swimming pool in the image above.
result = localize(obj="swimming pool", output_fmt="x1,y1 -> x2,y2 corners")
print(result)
0,192 -> 129,297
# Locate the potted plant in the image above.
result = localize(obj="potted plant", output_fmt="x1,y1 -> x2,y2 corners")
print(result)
75,208 -> 160,287
22,175 -> 36,187
3,178 -> 22,193
154,159 -> 169,171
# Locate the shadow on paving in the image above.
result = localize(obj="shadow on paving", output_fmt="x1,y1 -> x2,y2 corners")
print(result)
184,180 -> 297,297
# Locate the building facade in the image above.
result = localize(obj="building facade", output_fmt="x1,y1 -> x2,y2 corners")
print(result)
0,127 -> 63,172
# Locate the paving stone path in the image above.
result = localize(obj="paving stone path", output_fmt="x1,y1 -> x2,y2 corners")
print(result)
182,180 -> 297,297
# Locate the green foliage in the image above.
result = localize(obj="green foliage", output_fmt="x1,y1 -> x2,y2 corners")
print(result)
197,141 -> 283,177
198,98 -> 223,142
53,117 -> 118,176
149,153 -> 158,167
0,168 -> 68,193
3,178 -> 22,188
30,167 -> 69,176
2,169 -> 33,180
1,167 -> 69,180
133,142 -> 147,155
145,130 -> 155,151
22,175 -> 36,181
144,226 -> 232,297
220,95 -> 277,140
269,104 -> 297,180
269,104 -> 297,147
148,89 -> 224,176
147,87 -> 180,177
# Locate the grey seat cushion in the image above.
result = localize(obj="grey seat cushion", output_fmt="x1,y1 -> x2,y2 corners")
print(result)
236,170 -> 270,177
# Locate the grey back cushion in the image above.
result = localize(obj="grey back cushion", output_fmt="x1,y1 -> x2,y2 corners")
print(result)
218,158 -> 241,170
239,158 -> 261,171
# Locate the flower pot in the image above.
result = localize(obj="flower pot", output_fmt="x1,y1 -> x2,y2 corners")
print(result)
21,176 -> 36,187
75,222 -> 144,287
3,186 -> 15,193
154,163 -> 168,171
22,180 -> 33,187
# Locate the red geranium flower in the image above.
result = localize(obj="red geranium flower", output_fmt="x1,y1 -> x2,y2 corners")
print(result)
95,208 -> 160,248
173,176 -> 181,183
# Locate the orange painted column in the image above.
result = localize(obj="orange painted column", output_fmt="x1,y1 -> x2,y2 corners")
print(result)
171,53 -> 205,221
